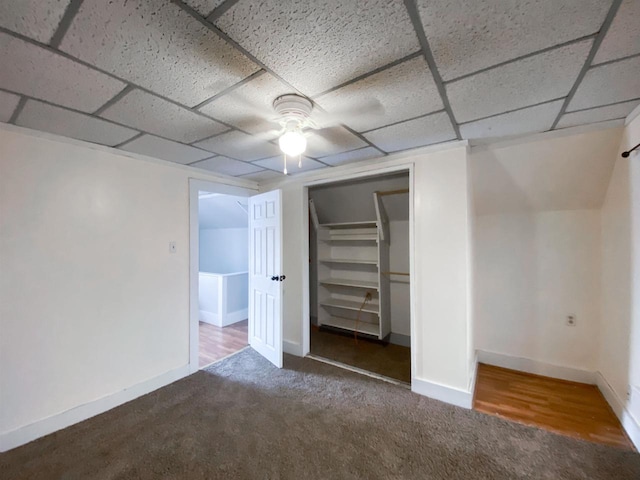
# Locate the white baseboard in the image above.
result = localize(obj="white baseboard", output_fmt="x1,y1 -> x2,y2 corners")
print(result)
412,377 -> 472,409
283,339 -> 303,357
0,365 -> 190,453
595,372 -> 640,450
220,309 -> 248,327
476,350 -> 597,384
199,309 -> 218,326
388,333 -> 411,348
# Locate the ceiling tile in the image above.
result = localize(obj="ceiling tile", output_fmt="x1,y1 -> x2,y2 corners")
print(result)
558,100 -> 640,129
460,101 -> 563,140
198,72 -> 292,134
59,0 -> 259,107
417,0 -> 609,81
318,147 -> 382,166
15,99 -> 139,146
0,0 -> 71,44
120,134 -> 213,164
447,40 -> 592,123
315,56 -> 443,133
305,127 -> 367,158
191,156 -> 264,176
183,0 -> 226,17
216,0 -> 420,96
238,169 -> 284,182
0,91 -> 21,123
0,32 -> 126,113
593,0 -> 640,65
100,89 -> 226,143
568,56 -> 640,111
253,156 -> 326,175
193,130 -> 281,161
363,112 -> 456,153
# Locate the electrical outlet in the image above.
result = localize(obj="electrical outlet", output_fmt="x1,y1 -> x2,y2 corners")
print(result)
566,315 -> 576,326
169,241 -> 177,253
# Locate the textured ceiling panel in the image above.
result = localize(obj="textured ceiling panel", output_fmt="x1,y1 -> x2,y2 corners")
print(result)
252,156 -> 326,174
0,90 -> 21,123
120,134 -> 213,164
593,0 -> 640,65
305,127 -> 367,158
238,169 -> 283,182
191,156 -> 264,176
198,72 -> 291,134
460,101 -> 563,140
417,0 -> 609,81
194,130 -> 281,161
16,99 -> 139,147
0,33 -> 126,113
0,0 -> 71,44
568,56 -> 640,111
216,0 -> 419,95
100,89 -> 227,143
183,0 -> 226,17
315,56 -> 443,133
557,100 -> 640,129
447,40 -> 592,123
318,147 -> 382,166
59,0 -> 259,106
364,112 -> 456,153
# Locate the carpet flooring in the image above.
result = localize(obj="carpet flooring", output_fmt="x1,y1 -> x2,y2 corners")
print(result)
2,350 -> 639,479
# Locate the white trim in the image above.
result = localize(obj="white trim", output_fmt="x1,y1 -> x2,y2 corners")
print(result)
412,377 -> 473,409
0,365 -> 190,453
199,309 -> 219,325
221,309 -> 248,327
284,339 -> 303,357
469,351 -> 479,394
476,350 -> 597,384
595,372 -> 640,450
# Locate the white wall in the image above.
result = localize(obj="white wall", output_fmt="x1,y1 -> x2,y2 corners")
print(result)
0,125 -> 256,448
389,220 -> 410,337
474,210 -> 601,371
199,227 -> 248,274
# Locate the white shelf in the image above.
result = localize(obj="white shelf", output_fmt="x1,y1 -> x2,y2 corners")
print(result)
320,278 -> 379,289
321,235 -> 378,242
320,316 -> 380,336
320,298 -> 379,314
319,258 -> 378,265
320,221 -> 377,229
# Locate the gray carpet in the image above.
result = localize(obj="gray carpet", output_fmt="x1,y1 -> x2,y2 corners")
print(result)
2,349 -> 639,479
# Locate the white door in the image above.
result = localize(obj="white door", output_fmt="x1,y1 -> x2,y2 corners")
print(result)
248,189 -> 283,368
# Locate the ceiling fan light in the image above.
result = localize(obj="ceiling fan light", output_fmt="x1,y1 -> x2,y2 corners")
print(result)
279,131 -> 307,157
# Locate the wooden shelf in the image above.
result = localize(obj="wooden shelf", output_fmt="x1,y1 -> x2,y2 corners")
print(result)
320,298 -> 379,314
320,278 -> 379,289
321,316 -> 379,336
319,258 -> 378,265
320,221 -> 377,229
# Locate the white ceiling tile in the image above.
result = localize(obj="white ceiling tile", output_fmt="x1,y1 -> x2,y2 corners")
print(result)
305,127 -> 367,158
193,130 -> 281,161
59,0 -> 259,107
363,112 -> 456,153
0,91 -> 21,122
0,0 -> 71,43
216,0 -> 420,96
120,134 -> 213,164
15,99 -> 138,146
460,101 -> 563,140
315,56 -> 443,133
558,100 -> 640,129
568,56 -> 640,111
318,147 -> 382,166
447,40 -> 592,123
0,32 -> 126,113
252,156 -> 326,175
100,89 -> 227,143
199,72 -> 291,134
191,156 -> 264,176
417,0 -> 609,81
183,0 -> 226,17
238,169 -> 284,182
593,0 -> 640,65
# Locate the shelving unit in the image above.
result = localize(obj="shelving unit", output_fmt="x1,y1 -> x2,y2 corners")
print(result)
310,195 -> 391,340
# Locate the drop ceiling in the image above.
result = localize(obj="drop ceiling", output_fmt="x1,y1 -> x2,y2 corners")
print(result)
0,0 -> 638,180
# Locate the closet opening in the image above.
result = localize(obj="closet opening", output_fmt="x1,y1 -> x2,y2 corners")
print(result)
307,171 -> 412,384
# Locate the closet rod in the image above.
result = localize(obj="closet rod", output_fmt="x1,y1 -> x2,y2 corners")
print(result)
381,271 -> 410,276
376,188 -> 409,196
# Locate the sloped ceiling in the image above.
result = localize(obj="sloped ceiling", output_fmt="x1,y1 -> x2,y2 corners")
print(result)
0,0 -> 638,181
198,193 -> 248,229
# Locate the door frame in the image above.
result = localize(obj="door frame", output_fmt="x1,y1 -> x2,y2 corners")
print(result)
300,163 -> 416,386
188,178 -> 256,374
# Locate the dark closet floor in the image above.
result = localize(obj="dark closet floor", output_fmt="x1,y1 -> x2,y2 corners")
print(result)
310,325 -> 411,383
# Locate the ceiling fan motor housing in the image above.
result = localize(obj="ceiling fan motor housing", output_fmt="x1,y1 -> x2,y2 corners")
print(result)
273,94 -> 314,128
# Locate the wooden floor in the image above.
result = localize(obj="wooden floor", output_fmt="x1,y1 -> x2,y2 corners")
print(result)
473,363 -> 633,450
199,320 -> 248,368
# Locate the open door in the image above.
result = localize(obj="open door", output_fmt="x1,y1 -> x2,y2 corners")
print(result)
248,189 -> 283,368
